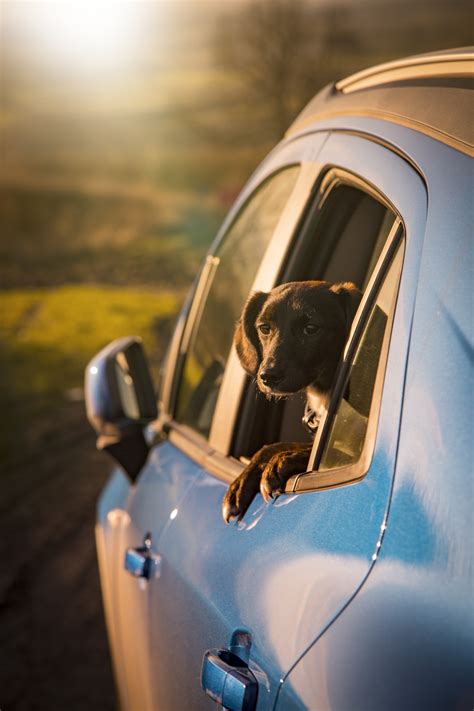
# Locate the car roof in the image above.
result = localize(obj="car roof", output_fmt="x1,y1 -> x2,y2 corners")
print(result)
287,48 -> 474,156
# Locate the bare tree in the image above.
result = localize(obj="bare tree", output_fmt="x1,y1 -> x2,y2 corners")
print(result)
214,0 -> 326,138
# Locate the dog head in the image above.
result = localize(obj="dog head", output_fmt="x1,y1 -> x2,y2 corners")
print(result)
234,280 -> 361,397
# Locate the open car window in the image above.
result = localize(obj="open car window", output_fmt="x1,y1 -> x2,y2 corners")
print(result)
174,165 -> 301,438
299,234 -> 404,490
233,170 -> 400,459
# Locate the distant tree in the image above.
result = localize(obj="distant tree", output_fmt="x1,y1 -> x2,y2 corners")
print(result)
214,0 -> 327,138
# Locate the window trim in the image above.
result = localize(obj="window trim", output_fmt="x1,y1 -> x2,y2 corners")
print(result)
160,165 -> 303,426
277,166 -> 398,299
317,167 -> 398,215
167,422 -> 240,485
208,161 -> 323,453
286,219 -> 404,494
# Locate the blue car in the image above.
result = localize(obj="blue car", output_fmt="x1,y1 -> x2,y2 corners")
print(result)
86,49 -> 473,711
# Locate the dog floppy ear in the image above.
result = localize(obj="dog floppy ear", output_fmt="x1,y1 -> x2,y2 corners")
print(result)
330,282 -> 363,334
234,291 -> 267,376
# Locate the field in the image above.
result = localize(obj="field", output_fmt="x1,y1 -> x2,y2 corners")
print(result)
0,284 -> 181,452
0,179 -> 229,459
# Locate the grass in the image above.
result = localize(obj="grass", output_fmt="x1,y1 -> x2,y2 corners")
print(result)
0,180 -> 224,465
0,285 -> 183,461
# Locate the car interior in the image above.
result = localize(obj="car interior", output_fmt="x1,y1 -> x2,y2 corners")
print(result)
233,174 -> 398,463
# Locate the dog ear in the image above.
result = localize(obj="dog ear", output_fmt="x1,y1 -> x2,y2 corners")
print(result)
330,282 -> 363,333
234,291 -> 267,376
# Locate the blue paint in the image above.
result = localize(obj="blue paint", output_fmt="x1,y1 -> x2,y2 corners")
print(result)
94,76 -> 473,710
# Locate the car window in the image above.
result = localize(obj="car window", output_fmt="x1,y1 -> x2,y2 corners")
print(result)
235,175 -> 399,456
317,242 -> 403,473
293,179 -> 396,292
175,165 -> 300,437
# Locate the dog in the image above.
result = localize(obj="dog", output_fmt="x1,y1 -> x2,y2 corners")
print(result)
222,280 -> 362,523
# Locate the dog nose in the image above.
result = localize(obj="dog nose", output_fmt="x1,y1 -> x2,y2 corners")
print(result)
260,368 -> 284,387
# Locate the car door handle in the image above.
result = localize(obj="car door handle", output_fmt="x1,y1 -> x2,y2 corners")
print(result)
124,531 -> 161,580
201,644 -> 258,711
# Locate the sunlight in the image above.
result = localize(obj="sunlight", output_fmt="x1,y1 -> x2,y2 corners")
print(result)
21,0 -> 146,70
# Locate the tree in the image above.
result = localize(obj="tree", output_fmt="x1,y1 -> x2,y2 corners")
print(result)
214,0 -> 327,138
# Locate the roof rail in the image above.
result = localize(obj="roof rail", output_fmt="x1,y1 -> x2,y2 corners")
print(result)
336,48 -> 473,94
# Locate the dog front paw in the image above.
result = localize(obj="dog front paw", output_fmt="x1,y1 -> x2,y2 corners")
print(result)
222,466 -> 262,524
260,450 -> 310,502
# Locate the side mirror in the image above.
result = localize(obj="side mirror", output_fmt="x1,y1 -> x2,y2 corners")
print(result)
85,336 -> 158,480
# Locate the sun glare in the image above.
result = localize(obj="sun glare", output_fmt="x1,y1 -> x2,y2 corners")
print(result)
21,1 -> 145,70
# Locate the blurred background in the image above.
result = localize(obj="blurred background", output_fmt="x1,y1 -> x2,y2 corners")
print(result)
0,0 -> 471,708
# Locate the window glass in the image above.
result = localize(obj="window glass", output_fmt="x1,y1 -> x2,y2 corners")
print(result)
176,166 -> 300,437
318,243 -> 403,471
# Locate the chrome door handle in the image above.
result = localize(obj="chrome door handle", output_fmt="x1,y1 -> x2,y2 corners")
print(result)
124,531 -> 161,580
201,631 -> 258,711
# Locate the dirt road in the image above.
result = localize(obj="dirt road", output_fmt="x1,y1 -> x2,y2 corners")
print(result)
0,402 -> 117,710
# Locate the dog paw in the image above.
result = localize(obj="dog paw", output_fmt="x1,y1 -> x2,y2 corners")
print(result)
260,460 -> 287,503
222,467 -> 261,524
260,451 -> 308,502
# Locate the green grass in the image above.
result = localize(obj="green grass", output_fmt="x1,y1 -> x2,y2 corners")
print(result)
0,182 -> 222,464
1,284 -> 181,394
0,285 -> 182,460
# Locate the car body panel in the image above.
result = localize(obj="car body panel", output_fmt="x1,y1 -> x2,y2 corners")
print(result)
275,131 -> 474,710
96,442 -> 207,708
96,469 -> 133,709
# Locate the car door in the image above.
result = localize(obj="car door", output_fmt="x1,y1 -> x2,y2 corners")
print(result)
123,132 -> 426,710
97,133 -> 327,711
275,136 -> 474,711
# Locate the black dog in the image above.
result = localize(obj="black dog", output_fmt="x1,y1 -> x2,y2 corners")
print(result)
222,280 -> 361,523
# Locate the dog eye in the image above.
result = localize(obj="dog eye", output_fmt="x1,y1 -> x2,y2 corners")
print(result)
258,324 -> 271,335
303,324 -> 318,335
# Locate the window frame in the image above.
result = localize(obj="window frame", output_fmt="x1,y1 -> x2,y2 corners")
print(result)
158,163 -> 308,428
154,129 -> 427,491
173,164 -> 303,438
280,166 -> 399,286
286,218 -> 405,494
208,161 -> 322,453
231,165 -> 401,461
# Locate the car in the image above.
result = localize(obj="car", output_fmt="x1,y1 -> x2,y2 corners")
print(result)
85,48 -> 473,711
